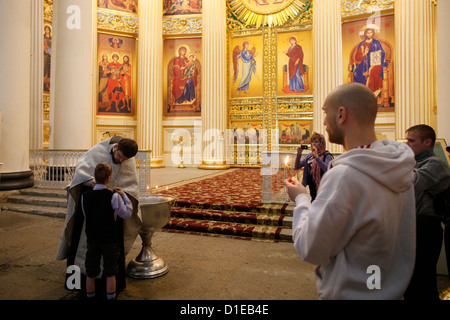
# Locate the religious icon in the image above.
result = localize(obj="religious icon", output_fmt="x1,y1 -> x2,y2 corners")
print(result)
277,30 -> 312,97
351,27 -> 387,96
232,41 -> 258,96
105,53 -> 123,112
97,33 -> 136,116
278,119 -> 313,145
43,23 -> 52,93
171,47 -> 198,105
97,0 -> 138,14
342,15 -> 395,111
230,121 -> 263,145
164,38 -> 202,117
282,36 -> 308,93
108,37 -> 123,49
163,0 -> 202,16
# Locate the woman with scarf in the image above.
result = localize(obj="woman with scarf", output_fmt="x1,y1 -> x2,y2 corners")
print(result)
294,132 -> 333,200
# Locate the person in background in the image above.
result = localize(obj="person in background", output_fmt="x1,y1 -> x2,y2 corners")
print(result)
294,132 -> 333,200
404,125 -> 450,300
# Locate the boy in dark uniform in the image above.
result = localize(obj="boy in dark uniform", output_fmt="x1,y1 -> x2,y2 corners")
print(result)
82,162 -> 133,300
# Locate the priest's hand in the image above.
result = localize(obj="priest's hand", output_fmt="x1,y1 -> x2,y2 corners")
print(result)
284,177 -> 307,202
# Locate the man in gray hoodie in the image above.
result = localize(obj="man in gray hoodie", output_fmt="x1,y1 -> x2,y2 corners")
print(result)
404,124 -> 450,300
284,83 -> 416,299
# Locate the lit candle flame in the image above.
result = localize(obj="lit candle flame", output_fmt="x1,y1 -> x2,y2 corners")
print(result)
285,156 -> 292,177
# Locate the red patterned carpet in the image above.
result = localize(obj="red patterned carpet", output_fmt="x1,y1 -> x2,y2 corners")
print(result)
155,168 -> 291,241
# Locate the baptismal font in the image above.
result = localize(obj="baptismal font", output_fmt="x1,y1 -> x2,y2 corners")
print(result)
127,151 -> 174,278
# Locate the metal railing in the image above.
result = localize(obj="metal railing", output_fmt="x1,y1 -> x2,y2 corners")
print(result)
29,149 -> 152,193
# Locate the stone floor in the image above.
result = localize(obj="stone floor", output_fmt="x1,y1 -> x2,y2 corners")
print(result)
0,209 -> 317,301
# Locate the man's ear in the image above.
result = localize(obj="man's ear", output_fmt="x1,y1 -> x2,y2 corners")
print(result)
423,138 -> 433,148
337,106 -> 347,125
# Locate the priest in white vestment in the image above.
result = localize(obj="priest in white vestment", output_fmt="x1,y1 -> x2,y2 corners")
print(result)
57,136 -> 142,297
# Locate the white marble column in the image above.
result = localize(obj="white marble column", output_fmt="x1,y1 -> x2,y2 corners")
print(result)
0,0 -> 34,189
137,0 -> 164,167
49,0 -> 95,149
30,0 -> 44,149
198,0 -> 229,169
312,0 -> 343,153
395,0 -> 435,138
436,0 -> 450,141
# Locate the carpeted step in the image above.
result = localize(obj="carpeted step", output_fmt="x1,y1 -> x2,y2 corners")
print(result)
170,199 -> 288,215
164,216 -> 288,242
153,168 -> 294,241
170,206 -> 292,228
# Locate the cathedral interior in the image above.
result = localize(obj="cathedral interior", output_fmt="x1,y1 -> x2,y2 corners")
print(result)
0,0 -> 449,302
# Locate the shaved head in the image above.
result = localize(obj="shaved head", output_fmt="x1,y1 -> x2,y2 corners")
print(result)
322,83 -> 378,147
326,83 -> 378,124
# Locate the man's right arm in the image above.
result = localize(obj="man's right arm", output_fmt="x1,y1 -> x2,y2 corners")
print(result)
292,166 -> 354,266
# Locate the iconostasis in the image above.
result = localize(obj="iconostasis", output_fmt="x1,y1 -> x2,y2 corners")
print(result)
41,0 -> 397,167
227,0 -> 314,166
226,0 -> 396,167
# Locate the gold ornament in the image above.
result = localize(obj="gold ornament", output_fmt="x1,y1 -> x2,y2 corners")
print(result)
227,0 -> 311,28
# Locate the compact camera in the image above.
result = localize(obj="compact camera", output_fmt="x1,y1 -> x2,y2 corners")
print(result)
300,145 -> 309,150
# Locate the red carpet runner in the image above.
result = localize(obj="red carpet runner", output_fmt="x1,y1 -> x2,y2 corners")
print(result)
155,168 -> 291,241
